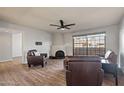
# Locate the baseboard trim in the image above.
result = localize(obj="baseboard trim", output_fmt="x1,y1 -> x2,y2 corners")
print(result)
22,62 -> 27,64
12,56 -> 22,59
0,59 -> 13,62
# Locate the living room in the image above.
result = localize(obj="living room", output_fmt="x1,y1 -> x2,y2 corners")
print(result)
0,7 -> 124,86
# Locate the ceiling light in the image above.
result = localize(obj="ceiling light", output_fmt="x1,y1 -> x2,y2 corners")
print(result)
60,28 -> 65,30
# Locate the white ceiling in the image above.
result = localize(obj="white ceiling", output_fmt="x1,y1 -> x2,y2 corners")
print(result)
0,7 -> 124,32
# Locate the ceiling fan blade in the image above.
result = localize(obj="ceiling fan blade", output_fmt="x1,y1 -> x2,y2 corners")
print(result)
65,27 -> 70,29
64,23 -> 75,26
60,20 -> 64,27
57,27 -> 62,29
50,24 -> 60,27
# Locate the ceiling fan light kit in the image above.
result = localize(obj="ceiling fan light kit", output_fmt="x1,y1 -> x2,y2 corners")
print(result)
60,28 -> 65,30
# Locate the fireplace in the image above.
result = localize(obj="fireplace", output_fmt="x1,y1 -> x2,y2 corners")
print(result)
55,50 -> 65,59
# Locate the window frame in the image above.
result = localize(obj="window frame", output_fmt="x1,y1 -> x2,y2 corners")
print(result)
73,32 -> 106,56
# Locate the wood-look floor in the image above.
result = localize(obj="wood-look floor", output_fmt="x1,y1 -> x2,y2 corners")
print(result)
0,58 -> 124,86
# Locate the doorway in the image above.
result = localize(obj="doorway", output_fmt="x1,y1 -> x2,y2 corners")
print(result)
12,32 -> 23,62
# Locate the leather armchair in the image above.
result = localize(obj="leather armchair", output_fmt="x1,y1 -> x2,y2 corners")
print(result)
27,49 -> 47,68
100,50 -> 118,85
64,57 -> 104,86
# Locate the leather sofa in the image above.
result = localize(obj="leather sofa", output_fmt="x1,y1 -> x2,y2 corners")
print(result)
64,56 -> 104,86
64,56 -> 101,69
27,49 -> 47,68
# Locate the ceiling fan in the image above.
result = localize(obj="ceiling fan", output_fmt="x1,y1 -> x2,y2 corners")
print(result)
50,20 -> 75,30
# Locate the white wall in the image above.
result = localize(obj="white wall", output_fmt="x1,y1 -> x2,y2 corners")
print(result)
0,32 -> 12,62
12,33 -> 22,57
52,24 -> 120,58
51,33 -> 66,56
22,29 -> 52,63
0,21 -> 52,64
119,17 -> 124,71
0,20 -> 120,65
72,24 -> 119,55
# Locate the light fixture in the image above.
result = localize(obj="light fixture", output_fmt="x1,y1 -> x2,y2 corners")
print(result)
60,28 -> 65,30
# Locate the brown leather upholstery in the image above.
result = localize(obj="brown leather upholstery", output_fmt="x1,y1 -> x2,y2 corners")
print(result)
64,56 -> 101,69
64,56 -> 104,86
27,50 -> 47,68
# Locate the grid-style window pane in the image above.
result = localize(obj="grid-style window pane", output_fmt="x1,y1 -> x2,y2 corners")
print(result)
73,33 -> 106,56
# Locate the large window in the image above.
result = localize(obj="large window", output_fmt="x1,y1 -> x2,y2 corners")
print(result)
73,33 -> 106,56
